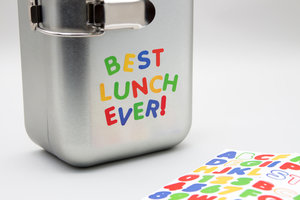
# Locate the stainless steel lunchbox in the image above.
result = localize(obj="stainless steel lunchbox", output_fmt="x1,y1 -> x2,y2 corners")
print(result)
18,0 -> 193,167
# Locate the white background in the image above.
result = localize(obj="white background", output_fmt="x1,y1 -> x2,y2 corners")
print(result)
1,0 -> 300,199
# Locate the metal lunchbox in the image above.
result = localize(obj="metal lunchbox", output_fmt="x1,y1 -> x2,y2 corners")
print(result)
18,0 -> 193,167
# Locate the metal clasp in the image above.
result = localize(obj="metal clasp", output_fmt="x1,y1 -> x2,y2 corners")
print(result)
30,0 -> 156,37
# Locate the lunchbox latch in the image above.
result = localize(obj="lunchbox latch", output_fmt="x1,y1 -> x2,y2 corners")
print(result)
29,0 -> 156,37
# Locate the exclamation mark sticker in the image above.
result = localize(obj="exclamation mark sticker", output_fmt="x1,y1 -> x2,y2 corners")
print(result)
160,95 -> 167,116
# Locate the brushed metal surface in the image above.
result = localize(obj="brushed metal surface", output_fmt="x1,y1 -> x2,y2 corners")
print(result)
18,0 -> 193,167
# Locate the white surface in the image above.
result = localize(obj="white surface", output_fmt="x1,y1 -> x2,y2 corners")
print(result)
1,0 -> 300,199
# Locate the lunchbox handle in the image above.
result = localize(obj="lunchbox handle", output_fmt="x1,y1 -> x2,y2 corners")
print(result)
30,0 -> 156,37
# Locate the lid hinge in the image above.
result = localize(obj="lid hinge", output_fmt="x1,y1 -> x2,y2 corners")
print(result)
30,4 -> 42,24
86,2 -> 105,28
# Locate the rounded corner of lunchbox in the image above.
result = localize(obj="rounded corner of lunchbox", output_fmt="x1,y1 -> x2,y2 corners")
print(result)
177,119 -> 193,145
23,115 -> 51,151
165,116 -> 193,150
49,141 -> 102,167
53,149 -> 96,168
24,123 -> 43,148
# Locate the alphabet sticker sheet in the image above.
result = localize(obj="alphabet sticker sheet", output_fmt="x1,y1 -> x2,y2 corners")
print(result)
144,150 -> 300,200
